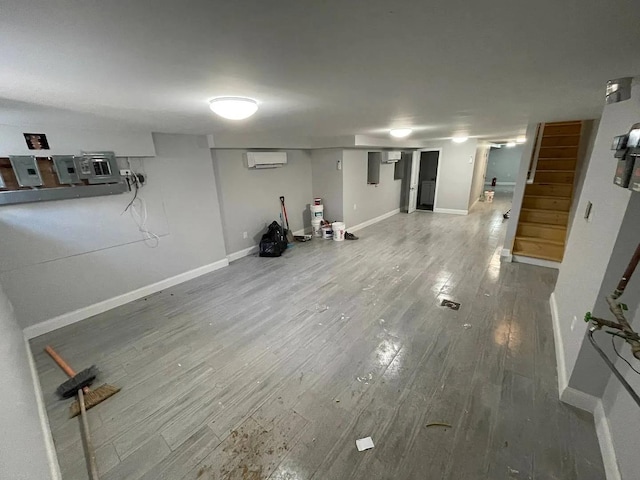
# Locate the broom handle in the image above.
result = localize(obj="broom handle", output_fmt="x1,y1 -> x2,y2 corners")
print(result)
78,389 -> 100,479
280,196 -> 290,230
45,345 -> 90,393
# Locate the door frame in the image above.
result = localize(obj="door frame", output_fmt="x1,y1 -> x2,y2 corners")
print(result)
408,148 -> 442,213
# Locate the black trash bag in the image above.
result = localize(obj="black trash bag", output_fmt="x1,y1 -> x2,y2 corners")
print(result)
259,221 -> 287,257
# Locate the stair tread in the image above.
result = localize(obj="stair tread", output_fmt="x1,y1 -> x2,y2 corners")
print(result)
523,195 -> 572,200
535,157 -> 578,161
515,235 -> 565,246
512,249 -> 563,262
529,182 -> 574,185
518,222 -> 567,230
539,145 -> 579,148
521,208 -> 568,214
535,169 -> 575,173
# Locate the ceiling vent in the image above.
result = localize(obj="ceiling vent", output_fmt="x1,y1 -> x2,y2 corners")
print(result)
246,152 -> 288,169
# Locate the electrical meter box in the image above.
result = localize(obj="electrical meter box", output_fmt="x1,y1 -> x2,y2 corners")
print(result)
52,156 -> 81,184
614,157 -> 634,188
629,156 -> 640,193
77,152 -> 120,184
9,156 -> 43,187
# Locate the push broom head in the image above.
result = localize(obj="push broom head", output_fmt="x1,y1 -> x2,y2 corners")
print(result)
69,384 -> 121,418
56,365 -> 98,398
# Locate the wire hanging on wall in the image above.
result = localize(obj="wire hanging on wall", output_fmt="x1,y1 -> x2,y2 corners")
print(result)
121,158 -> 159,248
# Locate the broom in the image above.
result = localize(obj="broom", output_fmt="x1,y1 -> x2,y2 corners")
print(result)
279,196 -> 295,244
44,345 -> 121,418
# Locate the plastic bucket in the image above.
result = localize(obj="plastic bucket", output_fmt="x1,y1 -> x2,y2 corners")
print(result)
311,219 -> 323,237
484,191 -> 494,203
332,222 -> 346,241
311,204 -> 324,218
313,198 -> 322,206
322,226 -> 333,239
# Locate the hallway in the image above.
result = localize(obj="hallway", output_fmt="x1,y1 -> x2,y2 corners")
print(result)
31,195 -> 605,479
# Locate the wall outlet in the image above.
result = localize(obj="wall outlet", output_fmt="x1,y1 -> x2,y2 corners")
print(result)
119,169 -> 133,176
337,159 -> 342,170
353,203 -> 357,210
243,231 -> 248,239
571,315 -> 578,331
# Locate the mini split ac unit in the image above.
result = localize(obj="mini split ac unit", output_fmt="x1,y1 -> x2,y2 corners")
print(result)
382,151 -> 402,163
246,152 -> 288,169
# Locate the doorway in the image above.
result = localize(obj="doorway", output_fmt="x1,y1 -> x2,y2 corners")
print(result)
406,149 -> 441,213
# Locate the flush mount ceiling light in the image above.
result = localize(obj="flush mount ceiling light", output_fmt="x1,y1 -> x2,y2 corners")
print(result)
390,128 -> 413,138
209,97 -> 258,120
506,141 -> 517,147
452,135 -> 468,143
516,136 -> 527,143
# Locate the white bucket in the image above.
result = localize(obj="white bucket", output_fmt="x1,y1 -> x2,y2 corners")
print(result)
311,219 -> 323,237
322,226 -> 333,239
484,191 -> 494,203
311,204 -> 324,218
332,222 -> 346,241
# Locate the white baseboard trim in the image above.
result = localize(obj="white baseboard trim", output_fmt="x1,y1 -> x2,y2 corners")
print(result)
349,208 -> 400,233
24,335 -> 62,480
227,245 -> 259,263
512,254 -> 560,269
23,259 -> 229,339
550,292 -> 621,480
594,401 -> 622,480
433,207 -> 468,215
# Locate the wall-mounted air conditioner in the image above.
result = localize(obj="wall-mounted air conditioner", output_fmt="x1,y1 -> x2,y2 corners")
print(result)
382,151 -> 402,163
246,152 -> 288,169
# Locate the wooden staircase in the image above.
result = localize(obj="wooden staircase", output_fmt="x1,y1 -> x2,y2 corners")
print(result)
513,121 -> 583,263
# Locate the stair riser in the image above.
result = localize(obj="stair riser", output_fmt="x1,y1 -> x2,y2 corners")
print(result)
543,123 -> 582,136
537,159 -> 577,171
522,197 -> 571,211
534,171 -> 575,184
538,146 -> 579,159
517,224 -> 567,242
513,238 -> 564,262
520,210 -> 568,226
541,136 -> 581,147
525,184 -> 573,197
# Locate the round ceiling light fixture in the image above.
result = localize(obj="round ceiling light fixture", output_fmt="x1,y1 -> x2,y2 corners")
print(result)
506,141 -> 517,147
452,135 -> 469,143
390,128 -> 413,138
516,136 -> 527,143
209,96 -> 258,120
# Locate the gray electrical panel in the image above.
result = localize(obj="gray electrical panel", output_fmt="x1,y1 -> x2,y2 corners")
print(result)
9,156 -> 43,187
0,169 -> 5,189
78,151 -> 120,184
52,156 -> 81,184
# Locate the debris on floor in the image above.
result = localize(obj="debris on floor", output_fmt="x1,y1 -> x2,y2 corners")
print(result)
362,285 -> 374,291
507,466 -> 520,476
379,318 -> 385,324
440,299 -> 461,310
356,436 -> 375,451
315,304 -> 329,312
340,313 -> 350,320
425,422 -> 452,428
463,324 -> 472,329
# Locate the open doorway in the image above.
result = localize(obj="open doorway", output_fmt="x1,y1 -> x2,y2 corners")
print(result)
416,151 -> 439,211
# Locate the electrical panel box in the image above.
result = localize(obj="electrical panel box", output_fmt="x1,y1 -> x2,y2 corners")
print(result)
52,156 -> 81,184
614,157 -> 634,188
0,168 -> 5,189
78,152 -> 120,184
629,156 -> 640,193
9,156 -> 43,187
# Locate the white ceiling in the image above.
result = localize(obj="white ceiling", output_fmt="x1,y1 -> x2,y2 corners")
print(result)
1,1 -> 639,144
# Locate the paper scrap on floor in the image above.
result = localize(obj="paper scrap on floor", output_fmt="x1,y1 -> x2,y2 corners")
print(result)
356,437 -> 375,451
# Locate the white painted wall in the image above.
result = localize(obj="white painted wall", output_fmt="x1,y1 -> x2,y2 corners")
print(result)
0,283 -> 57,479
553,81 -> 638,393
502,123 -> 538,254
0,124 -> 155,157
0,133 -> 227,328
424,139 -> 478,213
341,150 -> 402,228
310,149 -> 343,222
212,149 -> 313,255
484,145 -> 524,187
469,144 -> 490,208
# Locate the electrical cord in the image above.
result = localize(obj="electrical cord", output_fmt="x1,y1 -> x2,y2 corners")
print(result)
121,158 -> 159,248
610,333 -> 640,376
588,328 -> 640,408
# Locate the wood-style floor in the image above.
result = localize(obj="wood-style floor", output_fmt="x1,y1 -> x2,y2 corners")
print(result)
30,195 -> 605,480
